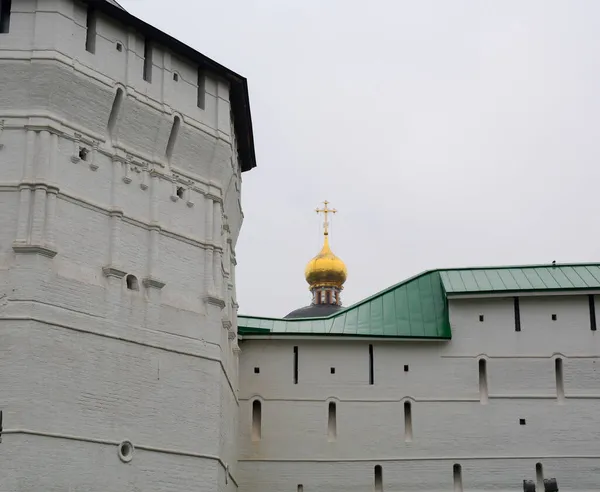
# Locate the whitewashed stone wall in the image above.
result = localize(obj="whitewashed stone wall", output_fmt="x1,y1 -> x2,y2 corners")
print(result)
238,294 -> 600,492
0,1 -> 242,490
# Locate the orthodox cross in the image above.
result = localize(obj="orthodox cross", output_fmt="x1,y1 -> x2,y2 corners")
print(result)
315,200 -> 337,235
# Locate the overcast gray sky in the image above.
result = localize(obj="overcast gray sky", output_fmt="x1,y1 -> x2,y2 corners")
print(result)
121,0 -> 600,318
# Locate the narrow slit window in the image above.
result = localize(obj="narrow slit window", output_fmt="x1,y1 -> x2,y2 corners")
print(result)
514,297 -> 521,332
589,295 -> 597,331
479,314 -> 484,322
0,0 -> 12,34
197,69 -> 206,109
107,88 -> 124,141
251,400 -> 261,441
297,486 -> 303,492
85,5 -> 96,53
293,346 -> 298,384
404,401 -> 413,441
166,116 -> 181,161
143,39 -> 153,82
369,344 -> 374,385
535,462 -> 544,490
479,359 -> 488,403
555,358 -> 564,400
328,402 -> 336,441
374,465 -> 383,492
453,464 -> 463,492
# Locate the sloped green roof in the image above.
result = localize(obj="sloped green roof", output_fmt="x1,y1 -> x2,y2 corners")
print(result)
238,263 -> 600,338
441,264 -> 600,294
240,271 -> 450,339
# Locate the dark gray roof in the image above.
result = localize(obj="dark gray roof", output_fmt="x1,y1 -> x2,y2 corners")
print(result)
284,304 -> 343,319
85,0 -> 256,172
105,0 -> 125,9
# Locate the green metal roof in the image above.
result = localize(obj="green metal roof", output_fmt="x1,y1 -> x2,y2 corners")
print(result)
238,263 -> 600,339
440,264 -> 600,294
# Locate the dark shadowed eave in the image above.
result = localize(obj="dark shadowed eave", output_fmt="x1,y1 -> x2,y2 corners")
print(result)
83,0 -> 257,172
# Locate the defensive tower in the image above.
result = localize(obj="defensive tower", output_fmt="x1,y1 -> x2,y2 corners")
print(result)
0,1 -> 255,490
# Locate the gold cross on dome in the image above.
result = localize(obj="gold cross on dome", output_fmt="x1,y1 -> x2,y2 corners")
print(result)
315,200 -> 337,235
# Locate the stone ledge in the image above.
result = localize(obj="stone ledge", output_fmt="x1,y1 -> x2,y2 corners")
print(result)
102,265 -> 128,279
204,295 -> 226,309
142,277 -> 166,289
12,242 -> 57,258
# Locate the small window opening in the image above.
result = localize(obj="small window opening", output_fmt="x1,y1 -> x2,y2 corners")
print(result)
118,440 -> 134,462
143,39 -> 153,82
479,314 -> 484,322
551,314 -> 557,321
330,367 -> 335,374
116,42 -> 123,52
514,297 -> 521,332
0,0 -> 12,34
589,295 -> 597,331
126,274 -> 139,291
254,367 -> 260,374
197,69 -> 206,109
374,465 -> 383,492
173,72 -> 179,81
85,5 -> 96,53
176,186 -> 184,199
536,462 -> 544,491
293,346 -> 298,384
453,464 -> 463,492
369,344 -> 374,385
555,358 -> 564,401
251,400 -> 261,441
79,147 -> 89,161
479,359 -> 488,404
327,402 -> 336,441
404,401 -> 413,441
404,364 -> 409,372
519,418 -> 526,425
297,486 -> 303,492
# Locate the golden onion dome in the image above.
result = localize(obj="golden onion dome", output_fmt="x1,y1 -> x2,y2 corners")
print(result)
304,234 -> 347,290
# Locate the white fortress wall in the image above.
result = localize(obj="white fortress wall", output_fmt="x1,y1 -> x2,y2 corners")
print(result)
237,294 -> 600,492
